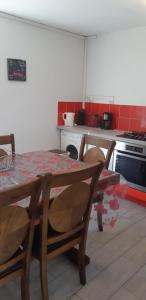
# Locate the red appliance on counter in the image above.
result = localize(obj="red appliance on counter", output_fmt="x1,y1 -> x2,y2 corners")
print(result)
85,113 -> 100,127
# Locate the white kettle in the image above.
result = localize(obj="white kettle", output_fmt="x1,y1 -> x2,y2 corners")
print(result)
62,112 -> 75,127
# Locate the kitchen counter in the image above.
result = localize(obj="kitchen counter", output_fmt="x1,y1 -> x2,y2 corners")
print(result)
57,125 -> 146,146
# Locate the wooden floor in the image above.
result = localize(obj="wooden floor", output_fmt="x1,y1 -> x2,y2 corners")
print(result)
1,199 -> 146,300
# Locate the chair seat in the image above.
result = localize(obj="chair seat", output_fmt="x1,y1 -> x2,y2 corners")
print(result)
33,224 -> 81,259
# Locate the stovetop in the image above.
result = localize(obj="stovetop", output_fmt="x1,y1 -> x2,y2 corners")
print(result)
117,132 -> 146,141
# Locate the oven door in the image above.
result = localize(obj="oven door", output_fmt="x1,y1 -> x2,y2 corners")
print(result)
113,150 -> 146,191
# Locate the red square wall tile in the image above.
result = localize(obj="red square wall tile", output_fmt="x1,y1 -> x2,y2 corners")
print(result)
129,119 -> 142,131
130,106 -> 139,119
112,115 -> 119,129
66,102 -> 75,112
85,102 -> 92,113
74,102 -> 82,112
98,104 -> 110,115
92,103 -> 99,114
119,105 -> 131,118
140,117 -> 146,131
74,113 -> 78,124
130,106 -> 146,119
118,118 -> 130,131
109,104 -> 120,129
57,113 -> 64,126
109,104 -> 120,117
140,106 -> 146,126
58,101 -> 67,113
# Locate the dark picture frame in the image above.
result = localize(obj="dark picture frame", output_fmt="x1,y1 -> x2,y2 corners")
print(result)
7,58 -> 26,81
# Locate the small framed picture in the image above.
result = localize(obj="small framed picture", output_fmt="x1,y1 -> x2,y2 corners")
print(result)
7,58 -> 26,81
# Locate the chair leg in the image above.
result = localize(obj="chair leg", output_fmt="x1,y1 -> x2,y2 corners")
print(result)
97,210 -> 103,232
21,275 -> 30,300
40,257 -> 49,300
97,193 -> 104,232
78,242 -> 86,286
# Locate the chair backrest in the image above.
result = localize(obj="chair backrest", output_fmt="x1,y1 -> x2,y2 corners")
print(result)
79,134 -> 116,169
0,134 -> 15,155
40,162 -> 104,245
0,177 -> 42,283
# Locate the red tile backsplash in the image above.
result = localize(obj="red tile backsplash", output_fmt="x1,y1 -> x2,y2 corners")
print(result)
58,101 -> 67,113
130,106 -> 145,119
85,102 -> 92,113
129,119 -> 141,132
109,104 -> 120,129
109,104 -> 120,117
58,100 -> 82,126
74,102 -> 82,112
58,100 -> 146,131
98,104 -> 110,115
85,102 -> 146,131
57,113 -> 64,126
141,117 -> 146,130
66,102 -> 75,112
119,105 -> 131,118
118,117 -> 130,131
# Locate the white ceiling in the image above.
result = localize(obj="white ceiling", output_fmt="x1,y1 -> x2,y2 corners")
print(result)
1,0 -> 146,36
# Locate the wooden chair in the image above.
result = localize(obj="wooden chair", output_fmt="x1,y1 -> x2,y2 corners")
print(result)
79,134 -> 116,231
0,134 -> 15,155
79,134 -> 116,169
33,162 -> 104,300
0,177 -> 42,300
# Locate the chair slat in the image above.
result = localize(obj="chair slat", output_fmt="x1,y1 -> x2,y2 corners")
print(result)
79,134 -> 116,232
0,134 -> 15,154
49,182 -> 90,232
0,176 -> 42,300
79,134 -> 116,169
0,206 -> 30,264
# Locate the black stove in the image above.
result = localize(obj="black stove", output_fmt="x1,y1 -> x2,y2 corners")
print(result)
117,132 -> 146,141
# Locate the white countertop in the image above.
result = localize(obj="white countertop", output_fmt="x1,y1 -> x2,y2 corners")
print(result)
57,125 -> 146,147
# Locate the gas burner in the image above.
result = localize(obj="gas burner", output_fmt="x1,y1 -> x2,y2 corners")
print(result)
117,131 -> 146,141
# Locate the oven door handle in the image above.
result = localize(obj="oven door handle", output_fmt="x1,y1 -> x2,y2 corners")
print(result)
116,151 -> 146,161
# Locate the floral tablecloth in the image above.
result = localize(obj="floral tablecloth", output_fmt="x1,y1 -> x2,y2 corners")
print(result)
0,151 -> 123,226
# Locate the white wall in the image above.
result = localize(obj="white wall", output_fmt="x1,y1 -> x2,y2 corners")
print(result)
0,16 -> 84,152
86,27 -> 146,106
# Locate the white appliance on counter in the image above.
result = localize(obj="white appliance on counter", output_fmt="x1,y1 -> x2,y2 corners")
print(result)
61,130 -> 83,159
62,112 -> 75,126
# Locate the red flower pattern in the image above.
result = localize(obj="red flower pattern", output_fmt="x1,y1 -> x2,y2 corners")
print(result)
109,198 -> 120,210
110,218 -> 117,227
94,203 -> 108,214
